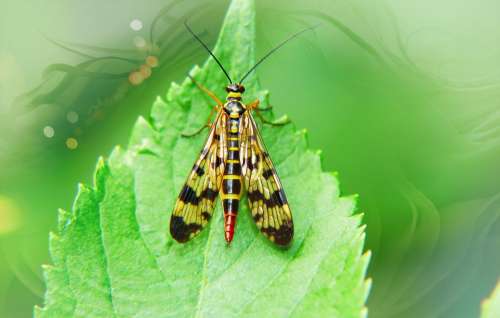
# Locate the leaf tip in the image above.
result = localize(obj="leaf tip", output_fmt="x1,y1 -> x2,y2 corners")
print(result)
109,145 -> 127,165
93,156 -> 109,198
77,182 -> 88,192
363,249 -> 372,261
95,156 -> 108,176
188,64 -> 202,78
296,128 -> 309,146
96,155 -> 106,166
112,144 -> 123,153
358,222 -> 367,233
56,208 -> 71,232
130,116 -> 161,156
49,231 -> 61,242
136,115 -> 152,127
166,82 -> 182,102
348,193 -> 360,208
154,95 -> 166,105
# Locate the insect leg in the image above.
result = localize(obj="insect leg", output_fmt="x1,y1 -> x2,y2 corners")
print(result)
181,124 -> 210,137
257,105 -> 273,111
247,99 -> 260,110
249,100 -> 290,126
254,110 -> 290,126
182,105 -> 220,137
247,99 -> 272,112
188,75 -> 224,107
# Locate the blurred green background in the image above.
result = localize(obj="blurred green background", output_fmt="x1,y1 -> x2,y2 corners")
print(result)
1,0 -> 499,317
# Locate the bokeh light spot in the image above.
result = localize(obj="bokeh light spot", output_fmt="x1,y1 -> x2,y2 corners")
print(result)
129,71 -> 144,85
139,65 -> 152,79
66,137 -> 78,150
43,126 -> 55,138
145,55 -> 159,68
66,111 -> 79,124
133,36 -> 146,48
0,196 -> 23,235
129,19 -> 143,31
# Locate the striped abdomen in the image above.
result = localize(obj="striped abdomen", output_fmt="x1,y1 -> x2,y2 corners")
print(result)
222,113 -> 242,243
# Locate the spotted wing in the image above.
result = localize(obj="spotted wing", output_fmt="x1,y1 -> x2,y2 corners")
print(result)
241,113 -> 293,246
170,112 -> 226,243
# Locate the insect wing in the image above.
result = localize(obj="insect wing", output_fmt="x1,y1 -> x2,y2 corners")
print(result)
170,113 -> 226,242
241,113 -> 293,246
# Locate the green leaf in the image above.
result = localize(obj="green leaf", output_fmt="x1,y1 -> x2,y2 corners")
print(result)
35,0 -> 370,317
481,282 -> 500,318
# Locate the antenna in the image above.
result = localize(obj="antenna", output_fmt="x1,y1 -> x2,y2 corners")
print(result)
184,20 -> 233,83
239,24 -> 319,84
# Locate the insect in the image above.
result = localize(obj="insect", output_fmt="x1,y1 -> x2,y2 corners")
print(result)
170,21 -> 315,246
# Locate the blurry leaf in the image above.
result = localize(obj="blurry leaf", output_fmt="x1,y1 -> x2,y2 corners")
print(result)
48,38 -> 140,57
12,0 -> 200,116
481,281 -> 500,318
35,0 -> 370,317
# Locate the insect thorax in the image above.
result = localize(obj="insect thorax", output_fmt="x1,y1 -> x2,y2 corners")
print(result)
224,100 -> 246,116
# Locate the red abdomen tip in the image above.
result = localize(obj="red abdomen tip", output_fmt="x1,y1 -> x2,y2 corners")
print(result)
225,227 -> 234,243
224,213 -> 236,244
